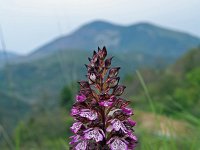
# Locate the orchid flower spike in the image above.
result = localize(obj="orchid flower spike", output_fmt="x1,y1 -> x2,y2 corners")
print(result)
69,47 -> 137,150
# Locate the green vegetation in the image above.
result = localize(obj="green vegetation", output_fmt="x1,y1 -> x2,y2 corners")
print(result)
125,48 -> 200,119
60,82 -> 79,110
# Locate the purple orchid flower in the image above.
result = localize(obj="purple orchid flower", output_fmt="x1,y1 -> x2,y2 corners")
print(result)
79,109 -> 98,121
76,94 -> 87,102
106,119 -> 128,134
69,47 -> 137,149
70,122 -> 83,133
75,140 -> 87,150
122,107 -> 133,115
71,107 -> 80,116
69,135 -> 81,145
84,128 -> 105,142
107,137 -> 128,150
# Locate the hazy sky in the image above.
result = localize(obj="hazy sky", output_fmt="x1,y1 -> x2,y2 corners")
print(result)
0,0 -> 200,54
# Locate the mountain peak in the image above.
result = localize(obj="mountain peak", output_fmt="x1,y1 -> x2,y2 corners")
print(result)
79,20 -> 121,31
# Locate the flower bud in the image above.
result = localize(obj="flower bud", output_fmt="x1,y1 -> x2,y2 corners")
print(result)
98,46 -> 107,60
88,57 -> 91,62
78,81 -> 90,88
84,64 -> 90,72
108,77 -> 120,88
94,57 -> 100,66
80,88 -> 92,96
102,46 -> 107,58
92,51 -> 98,63
108,67 -> 120,78
98,47 -> 101,51
95,75 -> 101,84
105,57 -> 113,68
113,85 -> 126,96
89,73 -> 96,82
93,50 -> 97,56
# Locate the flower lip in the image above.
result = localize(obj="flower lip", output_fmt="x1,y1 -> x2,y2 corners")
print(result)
107,137 -> 128,150
79,109 -> 98,120
84,128 -> 105,142
108,119 -> 128,134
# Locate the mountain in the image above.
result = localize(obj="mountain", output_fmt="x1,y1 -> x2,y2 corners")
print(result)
1,20 -> 200,102
32,20 -> 200,59
0,51 -> 19,60
0,51 -> 19,67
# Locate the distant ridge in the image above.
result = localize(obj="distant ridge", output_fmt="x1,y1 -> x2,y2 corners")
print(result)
32,20 -> 200,59
0,51 -> 19,67
0,50 -> 19,59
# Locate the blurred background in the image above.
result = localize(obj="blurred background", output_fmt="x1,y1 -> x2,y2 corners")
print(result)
0,0 -> 200,149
